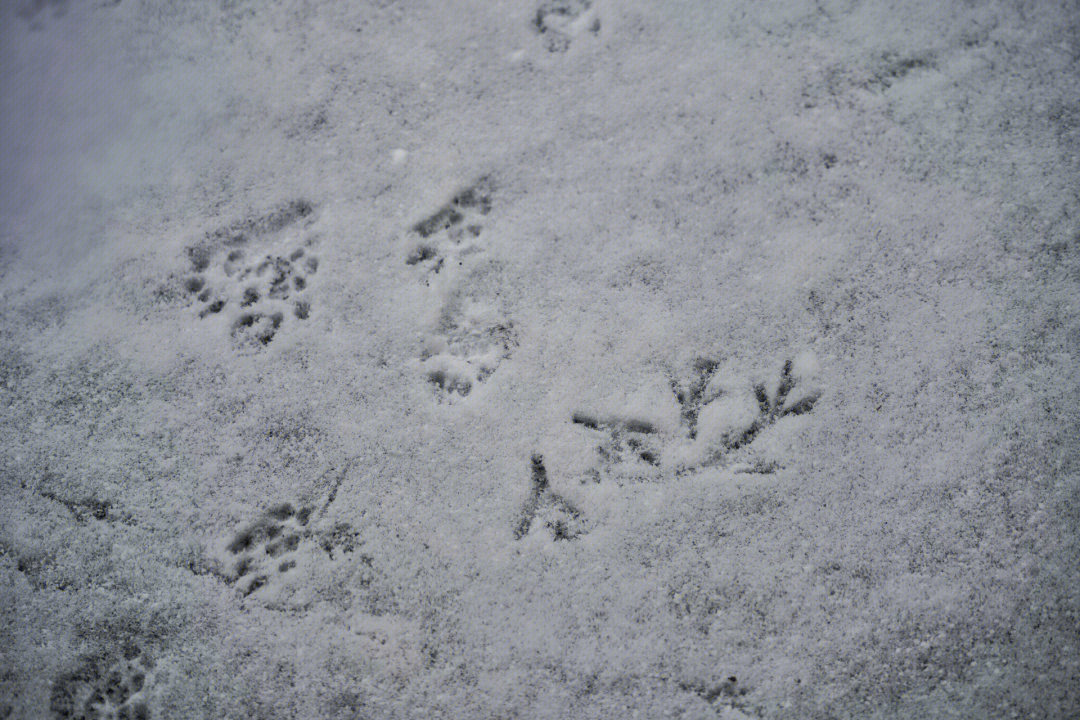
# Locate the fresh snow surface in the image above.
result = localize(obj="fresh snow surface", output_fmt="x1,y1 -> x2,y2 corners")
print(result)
1,1 -> 1079,718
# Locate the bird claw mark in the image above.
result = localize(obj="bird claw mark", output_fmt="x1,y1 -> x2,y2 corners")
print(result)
571,412 -> 663,485
49,645 -> 157,720
532,0 -> 600,53
182,200 -> 318,348
515,455 -> 587,541
670,357 -> 722,440
573,356 -> 820,480
694,358 -> 820,469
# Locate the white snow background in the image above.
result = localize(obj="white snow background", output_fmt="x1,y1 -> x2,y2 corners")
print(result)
1,1 -> 1078,718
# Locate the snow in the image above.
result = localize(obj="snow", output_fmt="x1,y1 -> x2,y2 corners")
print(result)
2,0 -> 1079,718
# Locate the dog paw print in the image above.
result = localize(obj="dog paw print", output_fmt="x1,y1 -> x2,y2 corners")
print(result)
514,455 -> 587,541
404,178 -> 517,399
532,0 -> 600,53
405,178 -> 493,282
49,645 -> 157,720
571,412 -> 663,485
222,502 -> 372,607
181,200 -> 318,348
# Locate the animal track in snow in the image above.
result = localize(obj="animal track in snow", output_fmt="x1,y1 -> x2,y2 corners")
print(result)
572,355 -> 821,481
679,676 -> 754,716
532,0 -> 600,53
405,178 -> 493,282
49,644 -> 157,720
182,200 -> 318,348
219,501 -> 373,610
866,51 -> 935,92
419,298 -> 517,399
405,178 -> 517,399
681,357 -> 821,473
514,454 -> 587,541
571,412 -> 663,485
670,357 -> 722,441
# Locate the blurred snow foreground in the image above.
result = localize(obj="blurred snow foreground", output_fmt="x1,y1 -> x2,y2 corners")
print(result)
1,1 -> 1078,718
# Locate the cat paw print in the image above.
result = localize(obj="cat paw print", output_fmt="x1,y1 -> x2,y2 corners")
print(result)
514,455 -> 587,541
532,0 -> 600,53
49,644 -> 157,720
571,411 -> 663,485
222,502 -> 372,609
405,178 -> 493,282
181,200 -> 318,348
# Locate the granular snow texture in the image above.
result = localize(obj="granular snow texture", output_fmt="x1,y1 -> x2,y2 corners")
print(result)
1,1 -> 1078,718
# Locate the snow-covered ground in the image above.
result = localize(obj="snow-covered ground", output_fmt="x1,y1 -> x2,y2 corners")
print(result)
1,1 -> 1078,718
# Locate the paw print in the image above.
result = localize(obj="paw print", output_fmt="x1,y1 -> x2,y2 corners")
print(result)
514,455 -> 587,541
49,645 -> 157,720
226,502 -> 313,597
404,178 -> 518,399
532,0 -> 600,53
680,676 -> 752,713
221,502 -> 372,607
420,309 -> 517,399
405,178 -> 493,282
181,200 -> 319,348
